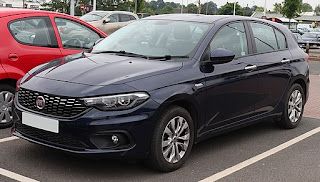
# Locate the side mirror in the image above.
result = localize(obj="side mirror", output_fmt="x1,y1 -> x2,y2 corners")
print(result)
92,38 -> 104,47
201,48 -> 235,66
103,18 -> 110,24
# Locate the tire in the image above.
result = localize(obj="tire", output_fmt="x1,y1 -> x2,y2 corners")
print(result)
0,84 -> 15,129
276,84 -> 305,129
147,106 -> 194,172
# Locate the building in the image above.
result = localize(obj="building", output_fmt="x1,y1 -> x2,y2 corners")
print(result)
251,11 -> 320,27
0,0 -> 44,9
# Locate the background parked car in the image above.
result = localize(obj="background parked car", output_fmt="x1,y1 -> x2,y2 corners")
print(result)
293,33 -> 304,48
80,11 -> 139,35
0,8 -> 107,128
301,32 -> 320,48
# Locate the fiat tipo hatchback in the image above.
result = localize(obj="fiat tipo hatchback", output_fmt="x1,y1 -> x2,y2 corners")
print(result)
13,15 -> 309,171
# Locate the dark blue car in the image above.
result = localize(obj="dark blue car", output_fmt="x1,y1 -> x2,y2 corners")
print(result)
13,15 -> 309,171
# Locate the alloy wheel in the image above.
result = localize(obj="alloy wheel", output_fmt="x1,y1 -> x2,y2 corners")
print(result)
0,91 -> 14,124
161,116 -> 190,164
288,89 -> 303,123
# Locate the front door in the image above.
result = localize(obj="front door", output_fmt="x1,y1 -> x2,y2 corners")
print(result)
202,21 -> 259,132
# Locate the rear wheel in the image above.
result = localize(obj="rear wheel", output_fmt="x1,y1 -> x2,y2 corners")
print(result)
0,84 -> 15,129
276,84 -> 305,129
147,106 -> 194,172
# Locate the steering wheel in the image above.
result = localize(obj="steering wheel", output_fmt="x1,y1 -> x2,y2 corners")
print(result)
65,38 -> 83,48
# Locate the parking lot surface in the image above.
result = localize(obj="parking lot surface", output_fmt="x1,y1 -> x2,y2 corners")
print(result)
1,60 -> 320,182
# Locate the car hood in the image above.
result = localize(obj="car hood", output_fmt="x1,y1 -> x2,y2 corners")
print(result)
28,52 -> 183,86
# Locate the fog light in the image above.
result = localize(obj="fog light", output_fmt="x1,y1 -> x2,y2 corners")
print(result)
111,135 -> 119,144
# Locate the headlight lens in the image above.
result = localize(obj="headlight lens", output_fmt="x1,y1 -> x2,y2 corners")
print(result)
81,92 -> 149,111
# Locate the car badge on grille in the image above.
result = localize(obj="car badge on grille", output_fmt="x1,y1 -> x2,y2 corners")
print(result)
36,96 -> 45,110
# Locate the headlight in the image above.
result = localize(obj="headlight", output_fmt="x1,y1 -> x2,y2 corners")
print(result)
81,92 -> 149,111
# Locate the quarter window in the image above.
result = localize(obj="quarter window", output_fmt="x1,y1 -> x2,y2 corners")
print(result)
250,22 -> 278,53
210,22 -> 248,57
275,29 -> 287,50
129,15 -> 136,20
55,18 -> 101,49
9,17 -> 55,47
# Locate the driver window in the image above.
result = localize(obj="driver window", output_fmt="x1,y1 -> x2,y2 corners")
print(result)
210,22 -> 248,57
55,18 -> 100,49
109,14 -> 119,23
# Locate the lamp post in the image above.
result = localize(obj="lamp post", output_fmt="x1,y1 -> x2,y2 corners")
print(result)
70,0 -> 75,16
233,0 -> 236,15
135,0 -> 137,13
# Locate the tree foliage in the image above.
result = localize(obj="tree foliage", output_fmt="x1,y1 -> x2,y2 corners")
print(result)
315,5 -> 320,16
200,1 -> 217,15
217,2 -> 243,15
281,0 -> 302,28
273,3 -> 282,13
301,3 -> 313,12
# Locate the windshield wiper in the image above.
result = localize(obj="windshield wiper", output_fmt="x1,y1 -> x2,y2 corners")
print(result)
92,51 -> 189,61
92,51 -> 149,59
147,55 -> 189,61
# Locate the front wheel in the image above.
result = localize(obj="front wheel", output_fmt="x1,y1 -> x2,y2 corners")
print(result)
147,106 -> 194,172
0,84 -> 15,129
276,84 -> 305,129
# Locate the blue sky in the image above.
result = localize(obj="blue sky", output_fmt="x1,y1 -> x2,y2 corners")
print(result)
164,0 -> 318,11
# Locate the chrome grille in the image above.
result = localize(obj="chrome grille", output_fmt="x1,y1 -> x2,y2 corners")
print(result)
18,88 -> 89,118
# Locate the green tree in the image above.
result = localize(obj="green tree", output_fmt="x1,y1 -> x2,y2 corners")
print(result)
255,6 -> 264,12
186,3 -> 198,14
160,5 -> 174,14
200,1 -> 217,15
273,3 -> 282,13
301,3 -> 313,12
243,6 -> 252,16
140,7 -> 155,14
315,5 -> 320,16
42,0 -> 69,14
217,2 -> 243,15
281,0 -> 302,28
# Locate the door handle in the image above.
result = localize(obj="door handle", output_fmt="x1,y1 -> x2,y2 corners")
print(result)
244,65 -> 257,71
8,53 -> 19,61
281,59 -> 290,64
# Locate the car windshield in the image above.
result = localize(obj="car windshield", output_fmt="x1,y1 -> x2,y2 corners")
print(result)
92,20 -> 210,60
80,12 -> 108,22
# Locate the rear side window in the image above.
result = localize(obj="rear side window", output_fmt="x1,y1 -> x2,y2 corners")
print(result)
210,22 -> 248,57
275,29 -> 287,49
250,22 -> 278,53
119,14 -> 130,22
8,17 -> 56,47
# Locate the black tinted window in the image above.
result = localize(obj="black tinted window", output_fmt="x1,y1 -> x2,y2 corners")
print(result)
119,14 -> 130,22
9,17 -> 54,47
210,22 -> 248,57
275,29 -> 287,49
129,15 -> 136,20
250,22 -> 278,53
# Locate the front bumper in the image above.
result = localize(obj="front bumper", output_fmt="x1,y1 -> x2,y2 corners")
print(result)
13,98 -> 159,158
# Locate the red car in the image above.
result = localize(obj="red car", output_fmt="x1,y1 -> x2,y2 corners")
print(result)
0,8 -> 107,128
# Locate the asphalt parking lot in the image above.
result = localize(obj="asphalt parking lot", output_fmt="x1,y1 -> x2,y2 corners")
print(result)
1,60 -> 320,182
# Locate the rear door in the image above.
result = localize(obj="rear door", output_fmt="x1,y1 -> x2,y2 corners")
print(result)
0,14 -> 61,79
248,21 -> 292,115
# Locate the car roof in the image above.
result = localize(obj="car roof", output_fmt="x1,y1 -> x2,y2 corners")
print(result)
89,11 -> 136,15
143,14 -> 281,24
0,8 -> 66,17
